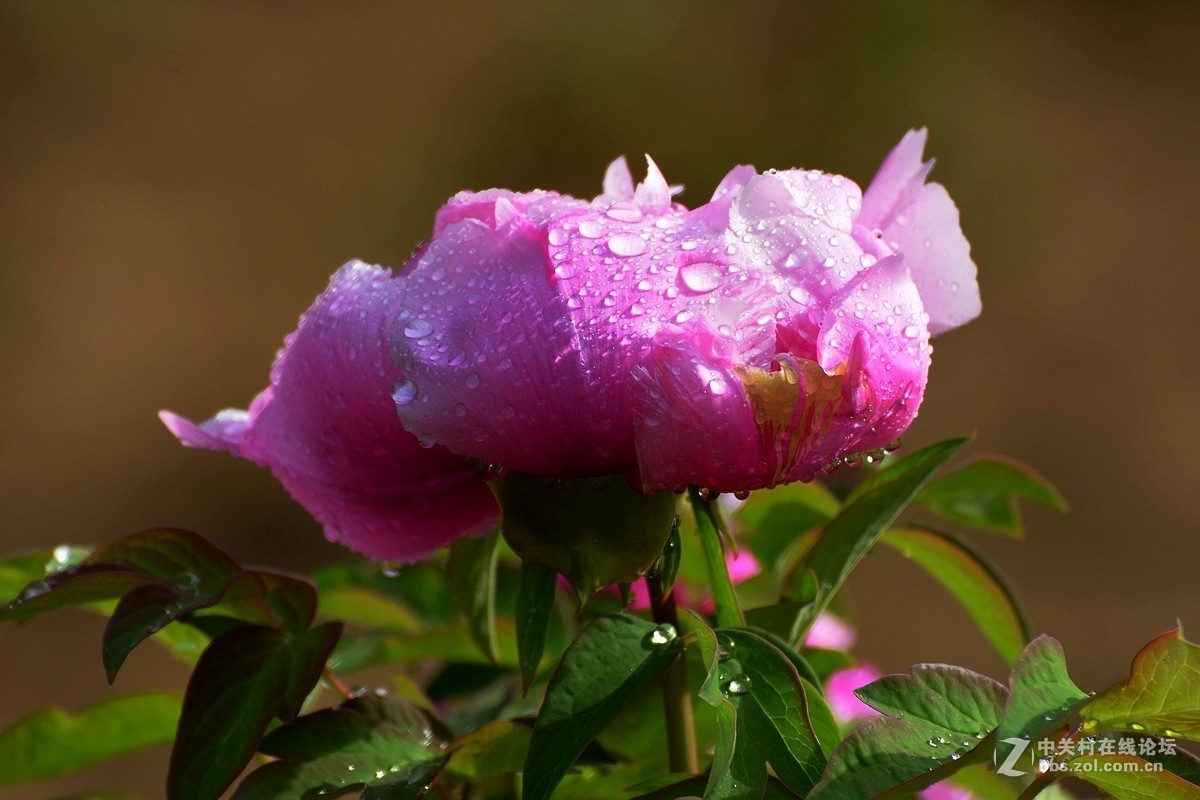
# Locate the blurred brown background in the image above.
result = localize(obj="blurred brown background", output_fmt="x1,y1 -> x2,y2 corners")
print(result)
1,2 -> 1197,797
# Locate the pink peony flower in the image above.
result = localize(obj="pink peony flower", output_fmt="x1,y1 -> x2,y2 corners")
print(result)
163,131 -> 978,560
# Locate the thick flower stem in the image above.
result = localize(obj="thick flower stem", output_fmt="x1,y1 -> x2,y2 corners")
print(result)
688,489 -> 744,629
647,571 -> 698,774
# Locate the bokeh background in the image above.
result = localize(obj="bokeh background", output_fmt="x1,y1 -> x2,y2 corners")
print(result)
2,2 -> 1197,797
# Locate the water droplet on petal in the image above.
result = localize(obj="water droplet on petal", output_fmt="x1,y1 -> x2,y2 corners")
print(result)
578,219 -> 603,238
404,318 -> 433,338
903,324 -> 921,339
679,262 -> 723,294
608,233 -> 647,257
465,372 -> 482,389
391,379 -> 417,405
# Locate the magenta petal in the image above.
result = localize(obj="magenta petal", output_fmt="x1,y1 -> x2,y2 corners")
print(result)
816,255 -> 930,454
631,328 -> 765,493
918,783 -> 978,800
161,260 -> 498,562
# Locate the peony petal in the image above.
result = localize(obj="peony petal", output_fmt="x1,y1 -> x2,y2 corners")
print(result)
630,327 -> 766,492
858,130 -> 980,335
633,155 -> 672,214
857,128 -> 932,230
880,184 -> 981,334
161,260 -> 498,562
815,255 -> 930,456
600,156 -> 635,203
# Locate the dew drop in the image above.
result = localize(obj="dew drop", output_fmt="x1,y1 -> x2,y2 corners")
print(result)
609,233 -> 647,256
578,219 -> 603,238
391,379 -> 417,405
404,318 -> 433,339
465,372 -> 481,389
903,324 -> 921,339
648,623 -> 678,645
723,675 -> 752,695
679,262 -> 723,294
734,489 -> 751,500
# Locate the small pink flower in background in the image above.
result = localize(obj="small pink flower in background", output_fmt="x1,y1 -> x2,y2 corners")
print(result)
162,131 -> 978,561
917,782 -> 979,800
804,612 -> 858,651
825,664 -> 884,723
602,548 -> 761,611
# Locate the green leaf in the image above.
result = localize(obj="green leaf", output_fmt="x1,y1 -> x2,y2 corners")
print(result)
443,720 -> 530,780
446,530 -> 502,664
855,664 -> 1007,733
168,621 -> 343,800
811,664 -> 1005,800
1,529 -> 242,625
995,636 -> 1088,762
734,481 -> 839,571
312,562 -> 457,626
706,699 -> 768,800
316,585 -> 422,631
1068,753 -> 1200,800
0,549 -> 82,603
808,717 -> 988,800
659,521 -> 683,599
232,706 -> 443,800
719,628 -> 837,794
880,527 -> 1031,665
516,561 -> 558,691
103,581 -> 205,683
786,437 -> 970,642
523,613 -> 683,800
327,621 -> 519,673
1082,627 -> 1200,740
916,456 -> 1066,537
491,472 -> 676,600
205,569 -> 318,633
0,563 -> 156,622
0,691 -> 182,785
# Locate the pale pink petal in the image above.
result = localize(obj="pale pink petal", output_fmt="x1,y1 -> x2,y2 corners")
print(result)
857,130 -> 980,335
858,128 -> 932,230
918,783 -> 979,800
880,184 -> 981,334
725,549 -> 761,583
826,664 -> 884,723
600,156 -> 635,203
161,261 -> 498,562
633,155 -> 672,214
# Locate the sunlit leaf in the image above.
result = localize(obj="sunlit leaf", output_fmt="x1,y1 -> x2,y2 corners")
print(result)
995,636 -> 1088,763
1068,753 -> 1200,800
880,526 -> 1031,665
811,663 -> 1004,800
785,437 -> 969,642
523,614 -> 683,800
168,622 -> 343,800
734,481 -> 839,571
0,691 -> 181,785
232,706 -> 444,800
916,456 -> 1066,537
1082,627 -> 1200,740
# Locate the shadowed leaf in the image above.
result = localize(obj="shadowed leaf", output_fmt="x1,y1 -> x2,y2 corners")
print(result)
916,456 -> 1066,537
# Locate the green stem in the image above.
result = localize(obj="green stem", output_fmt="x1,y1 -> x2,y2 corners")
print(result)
688,488 -> 743,628
647,571 -> 698,774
